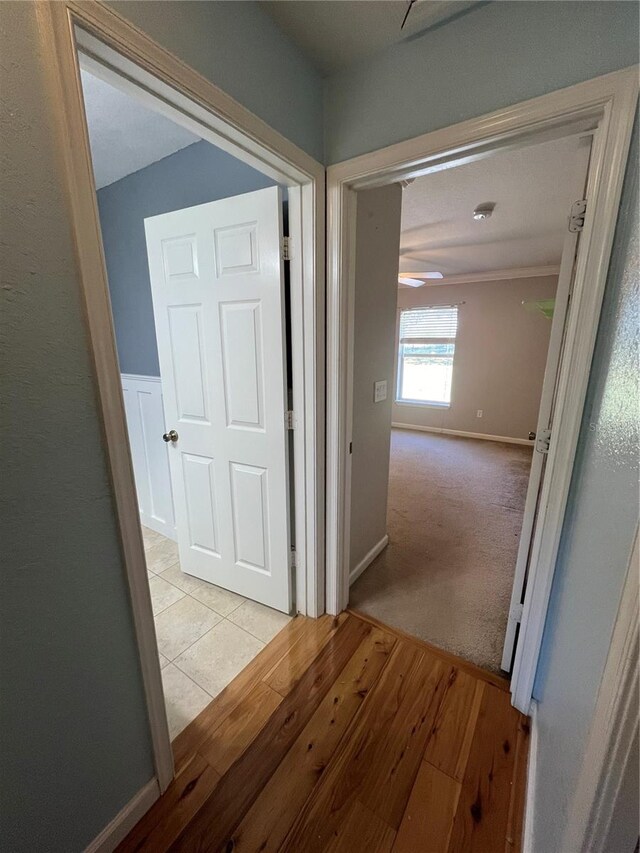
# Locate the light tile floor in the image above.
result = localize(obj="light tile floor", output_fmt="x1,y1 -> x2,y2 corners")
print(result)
143,526 -> 292,739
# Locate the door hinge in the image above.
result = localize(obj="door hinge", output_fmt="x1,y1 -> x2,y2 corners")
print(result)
536,428 -> 552,454
290,547 -> 296,569
568,199 -> 587,232
281,236 -> 292,261
511,603 -> 524,623
285,410 -> 295,430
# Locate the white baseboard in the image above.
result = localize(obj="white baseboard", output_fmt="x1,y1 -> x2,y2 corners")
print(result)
522,700 -> 538,853
85,777 -> 159,853
349,534 -> 389,586
391,422 -> 533,446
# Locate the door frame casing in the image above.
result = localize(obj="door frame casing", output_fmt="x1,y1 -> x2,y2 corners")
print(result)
325,66 -> 638,714
40,0 -> 325,799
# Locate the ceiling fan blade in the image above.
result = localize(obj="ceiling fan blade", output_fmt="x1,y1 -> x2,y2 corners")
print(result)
398,276 -> 426,287
401,271 -> 444,280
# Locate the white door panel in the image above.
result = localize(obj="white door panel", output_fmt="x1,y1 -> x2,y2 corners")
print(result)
144,187 -> 291,612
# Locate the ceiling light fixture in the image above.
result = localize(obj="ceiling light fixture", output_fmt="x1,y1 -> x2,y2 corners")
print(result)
473,202 -> 495,220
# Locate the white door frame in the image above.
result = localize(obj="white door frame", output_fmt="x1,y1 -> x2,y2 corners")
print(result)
41,0 -> 324,798
326,66 -> 637,714
501,135 -> 593,673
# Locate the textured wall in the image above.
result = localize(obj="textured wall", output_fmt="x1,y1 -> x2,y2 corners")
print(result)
97,140 -> 278,376
0,4 -> 154,850
108,0 -> 324,163
324,1 -> 639,163
394,277 -> 557,440
531,122 -> 639,851
350,185 -> 403,571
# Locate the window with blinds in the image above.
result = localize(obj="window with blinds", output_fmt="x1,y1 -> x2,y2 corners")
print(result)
396,305 -> 458,405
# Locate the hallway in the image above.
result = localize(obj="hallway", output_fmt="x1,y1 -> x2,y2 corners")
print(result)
350,429 -> 533,672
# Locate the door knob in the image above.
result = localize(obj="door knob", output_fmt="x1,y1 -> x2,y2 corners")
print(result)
528,431 -> 536,440
162,429 -> 179,443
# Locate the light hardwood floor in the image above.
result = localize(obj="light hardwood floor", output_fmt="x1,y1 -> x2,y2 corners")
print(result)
118,611 -> 529,852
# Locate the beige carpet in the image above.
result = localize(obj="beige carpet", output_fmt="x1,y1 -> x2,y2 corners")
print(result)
350,429 -> 533,673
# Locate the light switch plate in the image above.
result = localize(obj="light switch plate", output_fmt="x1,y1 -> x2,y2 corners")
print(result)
374,380 -> 387,403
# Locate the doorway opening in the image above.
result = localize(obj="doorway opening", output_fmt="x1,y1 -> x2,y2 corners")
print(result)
78,62 -> 297,740
325,67 -> 636,713
347,133 -> 591,675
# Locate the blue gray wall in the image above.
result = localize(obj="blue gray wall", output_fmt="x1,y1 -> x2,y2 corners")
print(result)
97,140 -> 278,377
531,122 -> 639,851
323,1 -> 639,163
108,0 -> 324,163
1,2 -> 321,850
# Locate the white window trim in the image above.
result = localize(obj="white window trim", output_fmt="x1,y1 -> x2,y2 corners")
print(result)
395,399 -> 452,409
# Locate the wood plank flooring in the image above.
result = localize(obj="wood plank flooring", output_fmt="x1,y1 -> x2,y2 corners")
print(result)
119,612 -> 529,853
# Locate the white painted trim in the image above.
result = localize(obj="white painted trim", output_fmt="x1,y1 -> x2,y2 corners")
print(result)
522,700 -> 538,853
326,66 -> 638,720
509,70 -> 637,713
43,0 -> 324,804
349,534 -> 389,586
399,264 -> 560,287
120,372 -> 161,385
563,529 -> 639,853
502,134 -> 593,675
391,422 -> 533,446
120,373 -> 176,541
84,778 -> 159,853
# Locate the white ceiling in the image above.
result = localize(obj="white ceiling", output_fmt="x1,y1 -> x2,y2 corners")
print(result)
399,134 -> 583,280
262,1 -> 481,76
80,70 -> 200,189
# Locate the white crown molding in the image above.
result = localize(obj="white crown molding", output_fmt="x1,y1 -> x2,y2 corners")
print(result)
398,264 -> 561,288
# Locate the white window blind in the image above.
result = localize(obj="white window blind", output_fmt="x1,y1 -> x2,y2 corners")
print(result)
399,305 -> 458,342
396,305 -> 459,406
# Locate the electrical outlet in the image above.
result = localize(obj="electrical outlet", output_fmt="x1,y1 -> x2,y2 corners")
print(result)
374,380 -> 387,403
476,409 -> 483,418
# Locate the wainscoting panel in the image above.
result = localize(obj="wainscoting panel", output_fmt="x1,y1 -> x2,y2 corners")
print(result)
121,374 -> 176,540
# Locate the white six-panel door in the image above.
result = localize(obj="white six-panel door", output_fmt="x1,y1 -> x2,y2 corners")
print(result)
144,187 -> 292,613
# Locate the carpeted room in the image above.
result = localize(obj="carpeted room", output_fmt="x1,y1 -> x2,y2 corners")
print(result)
350,429 -> 533,672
